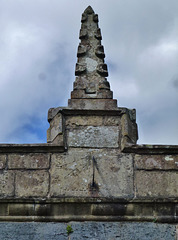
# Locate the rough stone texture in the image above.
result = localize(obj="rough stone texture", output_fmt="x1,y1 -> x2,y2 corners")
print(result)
93,153 -> 133,198
71,6 -> 114,102
135,154 -> 178,170
0,222 -> 176,240
50,150 -> 133,198
68,98 -> 118,110
8,153 -> 50,169
70,222 -> 176,240
135,171 -> 178,198
0,171 -> 14,197
71,89 -> 113,99
65,115 -> 120,127
121,112 -> 138,150
67,126 -> 119,148
47,112 -> 63,144
48,107 -> 62,122
50,152 -> 92,197
15,170 -> 49,197
0,154 -> 6,169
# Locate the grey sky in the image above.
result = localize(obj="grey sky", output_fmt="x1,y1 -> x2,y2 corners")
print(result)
0,0 -> 178,144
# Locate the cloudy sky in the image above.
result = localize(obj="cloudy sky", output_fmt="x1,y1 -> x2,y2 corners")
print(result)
0,0 -> 178,145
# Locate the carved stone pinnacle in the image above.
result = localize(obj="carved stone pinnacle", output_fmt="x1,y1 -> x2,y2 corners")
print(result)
69,6 -> 118,109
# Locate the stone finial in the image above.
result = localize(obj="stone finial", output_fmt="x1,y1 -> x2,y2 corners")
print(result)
69,6 -> 118,109
71,6 -> 113,97
84,5 -> 94,14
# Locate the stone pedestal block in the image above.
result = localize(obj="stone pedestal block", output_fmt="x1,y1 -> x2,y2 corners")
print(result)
68,99 -> 118,110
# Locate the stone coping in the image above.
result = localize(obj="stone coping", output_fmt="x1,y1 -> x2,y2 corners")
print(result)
0,144 -> 65,153
0,143 -> 177,154
48,107 -> 134,122
123,144 -> 178,154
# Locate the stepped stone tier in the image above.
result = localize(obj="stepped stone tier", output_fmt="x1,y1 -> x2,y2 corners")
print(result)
0,6 -> 178,240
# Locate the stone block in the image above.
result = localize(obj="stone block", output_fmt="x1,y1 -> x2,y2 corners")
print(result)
67,126 -> 119,148
103,116 -> 120,126
66,116 -> 103,127
15,170 -> 49,197
47,107 -> 61,122
8,154 -> 50,169
50,150 -> 133,198
135,154 -> 178,170
66,115 -> 120,127
0,171 -> 14,197
135,171 -> 178,198
47,112 -> 63,143
68,98 -> 118,110
121,112 -> 138,149
97,89 -> 113,99
50,151 -> 92,197
93,152 -> 134,198
0,155 -> 6,169
71,89 -> 113,99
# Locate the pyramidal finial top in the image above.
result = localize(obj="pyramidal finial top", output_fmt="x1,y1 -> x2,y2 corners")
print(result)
84,6 -> 94,14
69,6 -> 118,110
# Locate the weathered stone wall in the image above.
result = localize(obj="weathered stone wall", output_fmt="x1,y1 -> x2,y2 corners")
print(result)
0,146 -> 177,223
135,154 -> 178,198
0,222 -> 176,240
1,144 -> 177,200
0,153 -> 50,198
0,99 -> 177,237
1,151 -> 177,199
0,107 -> 177,239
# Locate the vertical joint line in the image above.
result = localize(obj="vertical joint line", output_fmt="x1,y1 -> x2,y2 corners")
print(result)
92,156 -> 95,187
